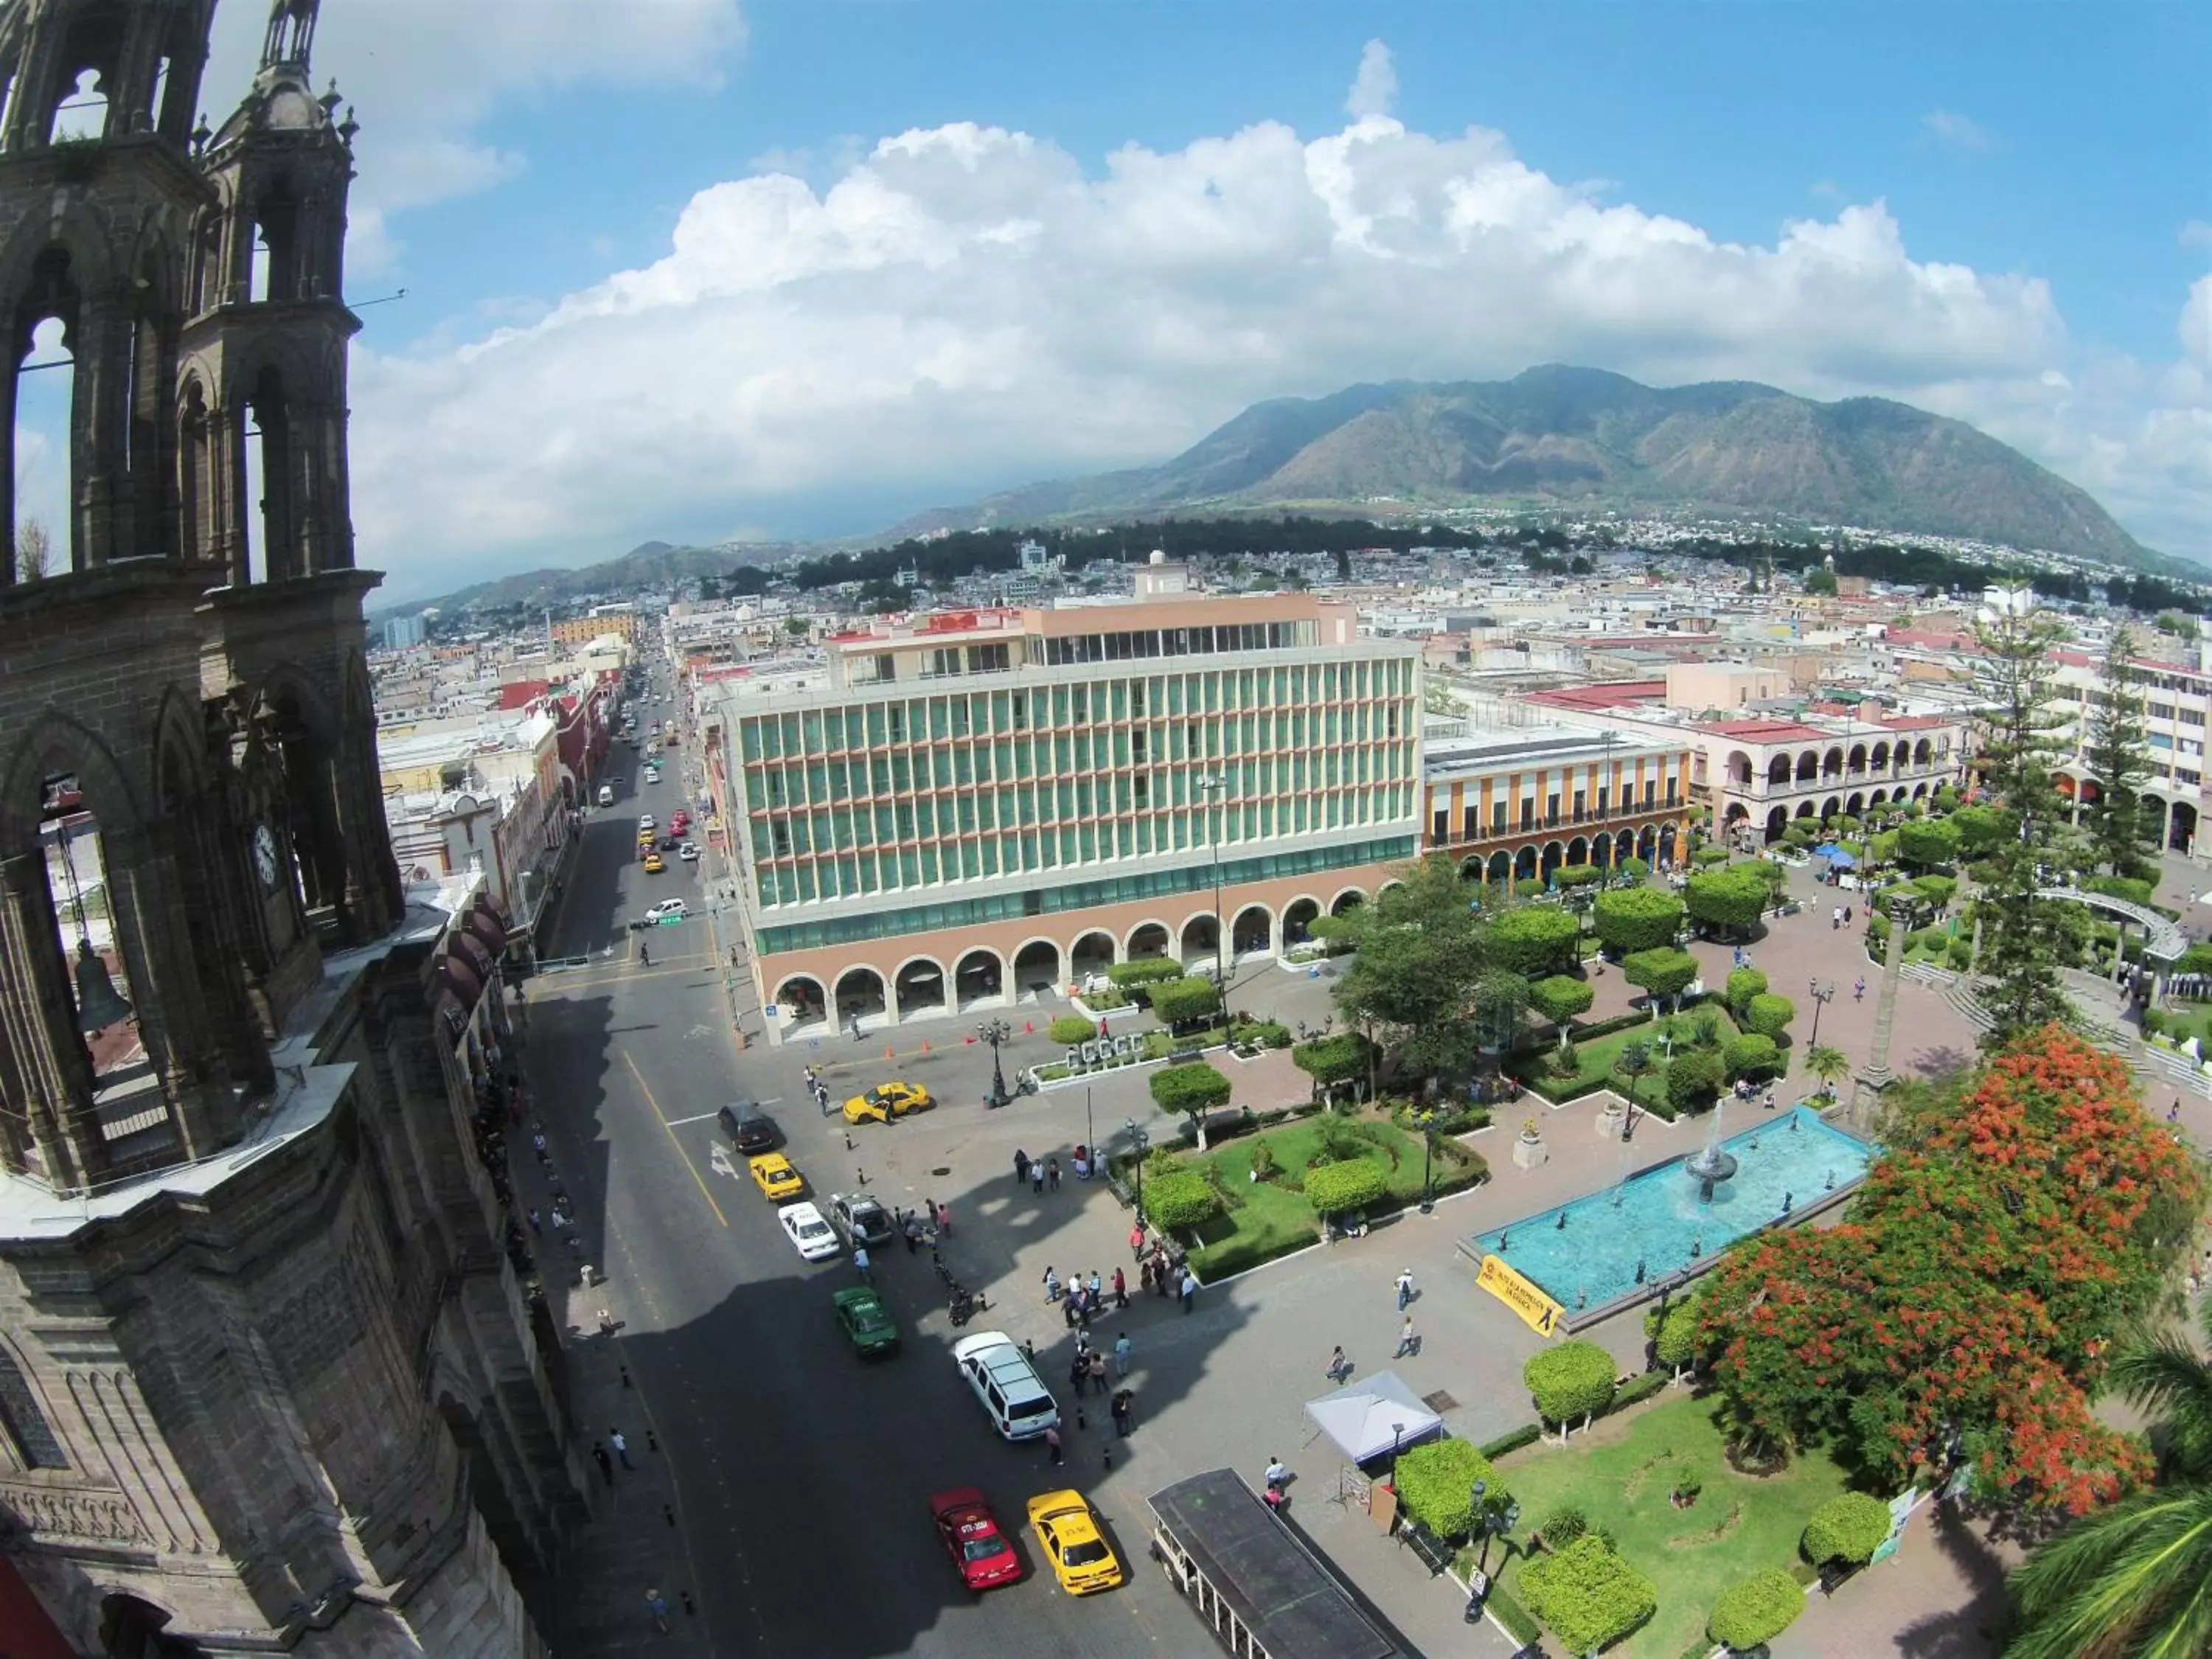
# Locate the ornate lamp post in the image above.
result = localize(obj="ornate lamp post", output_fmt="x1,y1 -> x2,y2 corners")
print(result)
1124,1117 -> 1150,1222
1806,978 -> 1834,1050
1468,1478 -> 1520,1580
1199,771 -> 1230,1016
976,1017 -> 1012,1108
1417,1116 -> 1438,1215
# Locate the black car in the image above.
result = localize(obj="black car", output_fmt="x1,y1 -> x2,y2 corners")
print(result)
717,1105 -> 779,1155
827,1192 -> 897,1250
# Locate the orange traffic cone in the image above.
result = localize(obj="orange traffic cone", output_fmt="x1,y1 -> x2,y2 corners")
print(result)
920,1040 -> 931,1055
884,1045 -> 894,1061
1024,1020 -> 1034,1034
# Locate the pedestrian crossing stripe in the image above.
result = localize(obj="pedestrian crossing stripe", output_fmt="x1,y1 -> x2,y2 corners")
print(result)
1476,1253 -> 1565,1335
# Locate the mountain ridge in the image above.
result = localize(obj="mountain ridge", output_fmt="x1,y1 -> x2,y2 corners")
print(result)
881,366 -> 2158,568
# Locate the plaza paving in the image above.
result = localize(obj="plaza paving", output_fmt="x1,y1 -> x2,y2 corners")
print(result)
529,806 -> 2209,1656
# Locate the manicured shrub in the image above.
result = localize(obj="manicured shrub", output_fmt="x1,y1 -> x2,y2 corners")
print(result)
1555,863 -> 1604,890
1142,1169 -> 1221,1231
1724,1032 -> 1781,1082
1108,956 -> 1182,989
1801,1492 -> 1892,1566
1708,1568 -> 1808,1651
1593,887 -> 1686,955
1686,866 -> 1769,933
1150,975 -> 1223,1027
1150,1061 -> 1231,1124
1646,1292 -> 1704,1369
1692,846 -> 1732,868
1485,905 -> 1582,976
1520,1536 -> 1658,1654
1742,993 -> 1795,1039
1621,945 -> 1698,1006
1523,1340 -> 1617,1433
1665,1048 -> 1725,1114
1048,1015 -> 1096,1045
1301,1158 -> 1388,1215
1391,1438 -> 1506,1538
1612,1371 -> 1672,1411
1724,966 -> 1767,1015
1528,974 -> 1595,1034
1478,1423 -> 1543,1458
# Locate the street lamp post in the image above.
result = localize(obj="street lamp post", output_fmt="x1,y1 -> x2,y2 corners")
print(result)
1124,1117 -> 1150,1222
1468,1478 -> 1520,1579
976,1017 -> 1012,1108
1417,1119 -> 1436,1215
1806,978 -> 1834,1051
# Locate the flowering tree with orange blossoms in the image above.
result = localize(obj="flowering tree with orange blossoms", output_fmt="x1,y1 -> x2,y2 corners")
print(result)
1694,1026 -> 2200,1514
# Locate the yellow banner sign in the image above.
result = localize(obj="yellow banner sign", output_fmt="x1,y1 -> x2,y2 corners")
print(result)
1476,1254 -> 1565,1336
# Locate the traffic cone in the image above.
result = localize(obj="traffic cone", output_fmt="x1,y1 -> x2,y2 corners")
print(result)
884,1045 -> 894,1061
1024,1021 -> 1033,1034
920,1040 -> 931,1055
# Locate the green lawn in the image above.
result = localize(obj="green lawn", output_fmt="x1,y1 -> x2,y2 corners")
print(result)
1515,1008 -> 1745,1106
1489,1392 -> 1850,1658
1173,1116 -> 1475,1277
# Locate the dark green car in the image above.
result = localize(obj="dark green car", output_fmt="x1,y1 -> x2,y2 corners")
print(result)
833,1286 -> 900,1358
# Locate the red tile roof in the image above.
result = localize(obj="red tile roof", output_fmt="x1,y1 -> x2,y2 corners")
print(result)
496,679 -> 549,710
1695,718 -> 1835,743
1522,680 -> 1666,710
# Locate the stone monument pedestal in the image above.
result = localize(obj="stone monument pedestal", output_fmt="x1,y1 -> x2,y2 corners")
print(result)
1513,1131 -> 1548,1171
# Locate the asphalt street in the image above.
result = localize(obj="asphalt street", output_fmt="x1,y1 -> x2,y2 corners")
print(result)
533,696 -> 1207,1657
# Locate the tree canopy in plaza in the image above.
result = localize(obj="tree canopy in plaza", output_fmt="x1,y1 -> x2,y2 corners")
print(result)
1694,1026 -> 2202,1514
1481,903 -> 1582,977
1592,887 -> 1686,956
1684,866 -> 1769,936
1328,857 -> 1490,1083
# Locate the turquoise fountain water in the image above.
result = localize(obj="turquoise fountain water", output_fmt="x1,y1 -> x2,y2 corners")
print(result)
1468,1105 -> 1873,1318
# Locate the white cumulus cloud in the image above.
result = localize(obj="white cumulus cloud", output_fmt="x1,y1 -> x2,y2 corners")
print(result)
346,44 -> 2209,594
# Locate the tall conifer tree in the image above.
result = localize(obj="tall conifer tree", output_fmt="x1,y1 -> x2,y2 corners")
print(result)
2081,625 -> 2154,881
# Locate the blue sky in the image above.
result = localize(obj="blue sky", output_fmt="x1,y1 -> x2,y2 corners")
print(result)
81,0 -> 2197,602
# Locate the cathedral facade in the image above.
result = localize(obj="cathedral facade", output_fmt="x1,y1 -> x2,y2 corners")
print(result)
0,2 -> 580,1652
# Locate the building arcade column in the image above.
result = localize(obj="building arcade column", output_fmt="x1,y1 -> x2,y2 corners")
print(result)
0,849 -> 105,1187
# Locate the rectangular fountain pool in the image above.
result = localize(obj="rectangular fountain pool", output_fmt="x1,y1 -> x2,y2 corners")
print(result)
1467,1106 -> 1873,1324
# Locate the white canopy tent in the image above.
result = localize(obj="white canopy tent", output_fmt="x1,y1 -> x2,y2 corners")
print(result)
1302,1370 -> 1443,1465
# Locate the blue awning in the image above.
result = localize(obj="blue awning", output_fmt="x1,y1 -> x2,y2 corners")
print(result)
1813,844 -> 1857,868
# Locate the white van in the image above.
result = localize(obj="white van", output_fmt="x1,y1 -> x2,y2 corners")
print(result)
597,784 -> 613,807
952,1331 -> 1060,1441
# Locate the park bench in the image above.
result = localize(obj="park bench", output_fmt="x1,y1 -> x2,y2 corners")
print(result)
1397,1517 -> 1455,1577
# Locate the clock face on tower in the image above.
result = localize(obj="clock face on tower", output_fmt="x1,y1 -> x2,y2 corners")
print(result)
252,822 -> 280,890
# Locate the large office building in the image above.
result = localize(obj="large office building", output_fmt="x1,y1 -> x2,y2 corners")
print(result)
709,571 -> 1422,1040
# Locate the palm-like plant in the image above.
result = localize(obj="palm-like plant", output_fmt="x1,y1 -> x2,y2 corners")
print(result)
1804,1043 -> 1849,1099
2004,1298 -> 2212,1658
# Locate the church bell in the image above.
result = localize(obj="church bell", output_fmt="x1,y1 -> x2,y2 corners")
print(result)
73,936 -> 135,1032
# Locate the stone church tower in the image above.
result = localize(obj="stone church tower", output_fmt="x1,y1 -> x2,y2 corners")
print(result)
0,2 -> 580,1653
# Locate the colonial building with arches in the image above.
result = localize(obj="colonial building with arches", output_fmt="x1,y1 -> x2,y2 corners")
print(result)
0,5 -> 579,1653
1420,728 -> 1694,892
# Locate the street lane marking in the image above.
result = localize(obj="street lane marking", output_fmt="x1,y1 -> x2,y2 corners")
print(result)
622,1049 -> 728,1228
664,1110 -> 720,1127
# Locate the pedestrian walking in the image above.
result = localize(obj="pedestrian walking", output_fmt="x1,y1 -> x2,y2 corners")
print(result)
1111,1266 -> 1127,1308
1088,1269 -> 1102,1300
1112,1388 -> 1134,1436
1045,1425 -> 1063,1467
610,1428 -> 633,1469
1063,1295 -> 1081,1330
1138,1257 -> 1155,1296
1099,1018 -> 1109,1039
1046,1156 -> 1061,1192
2171,1098 -> 2183,1124
1014,1148 -> 1031,1186
1394,1316 -> 1417,1357
645,1588 -> 669,1634
1087,1350 -> 1107,1394
527,1207 -> 541,1235
1394,1267 -> 1416,1312
1844,905 -> 1853,925
1129,1221 -> 1147,1259
1327,1345 -> 1349,1382
1264,1455 -> 1290,1489
592,1442 -> 613,1484
852,1243 -> 871,1282
1831,906 -> 1842,931
638,940 -> 650,967
902,1213 -> 922,1254
1854,976 -> 1866,1001
936,1200 -> 953,1237
1179,1268 -> 1198,1313
1113,1332 -> 1132,1377
1043,1265 -> 1062,1302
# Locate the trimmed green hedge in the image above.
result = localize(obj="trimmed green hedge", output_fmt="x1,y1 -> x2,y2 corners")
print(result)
1478,1423 -> 1543,1459
1143,1169 -> 1221,1230
1483,1583 -> 1543,1646
1302,1158 -> 1389,1214
1665,1048 -> 1725,1114
1520,1536 -> 1658,1654
1709,1567 -> 1807,1650
1108,957 -> 1183,989
1610,1370 -> 1671,1411
1523,1340 -> 1617,1430
1724,1032 -> 1781,1082
1801,1492 -> 1892,1566
1393,1438 -> 1507,1539
1048,1015 -> 1097,1045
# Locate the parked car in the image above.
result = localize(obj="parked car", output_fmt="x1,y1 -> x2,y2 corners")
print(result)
843,1080 -> 933,1125
832,1285 -> 900,1356
748,1152 -> 804,1202
679,843 -> 701,863
827,1192 -> 896,1250
777,1201 -> 841,1262
1026,1490 -> 1123,1595
930,1488 -> 1020,1592
951,1332 -> 1058,1441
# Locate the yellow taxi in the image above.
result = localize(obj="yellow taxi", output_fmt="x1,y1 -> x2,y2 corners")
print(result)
843,1080 -> 933,1125
1026,1489 -> 1123,1595
636,830 -> 656,851
642,852 -> 665,874
748,1152 -> 805,1201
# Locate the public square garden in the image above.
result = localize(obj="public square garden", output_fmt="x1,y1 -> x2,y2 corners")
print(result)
1116,684 -> 2212,1659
